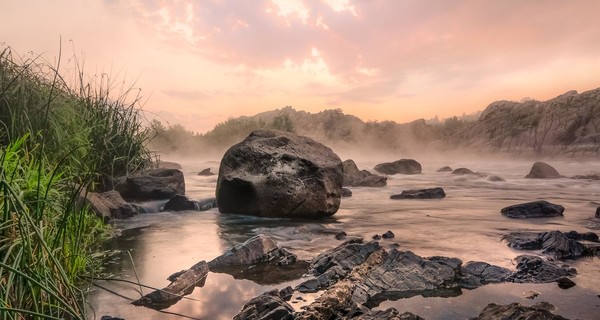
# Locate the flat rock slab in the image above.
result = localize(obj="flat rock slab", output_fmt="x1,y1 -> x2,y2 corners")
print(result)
390,187 -> 446,199
473,302 -> 568,320
501,200 -> 564,219
208,234 -> 295,269
132,261 -> 208,310
507,255 -> 577,283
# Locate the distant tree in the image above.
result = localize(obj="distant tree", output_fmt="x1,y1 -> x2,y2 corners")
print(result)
271,114 -> 295,132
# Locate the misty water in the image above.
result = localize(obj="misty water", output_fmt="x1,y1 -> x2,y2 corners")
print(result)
88,158 -> 600,320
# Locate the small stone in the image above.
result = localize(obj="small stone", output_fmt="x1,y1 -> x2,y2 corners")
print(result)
335,231 -> 347,240
596,206 -> 600,219
523,290 -> 540,299
198,168 -> 216,176
341,188 -> 353,197
279,286 -> 294,301
437,166 -> 452,172
372,234 -> 382,240
382,230 -> 395,239
557,277 -> 576,289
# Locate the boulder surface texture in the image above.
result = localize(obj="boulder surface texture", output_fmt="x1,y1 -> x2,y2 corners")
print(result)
216,129 -> 343,218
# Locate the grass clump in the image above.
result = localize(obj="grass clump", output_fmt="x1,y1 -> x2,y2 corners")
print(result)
0,45 -> 152,319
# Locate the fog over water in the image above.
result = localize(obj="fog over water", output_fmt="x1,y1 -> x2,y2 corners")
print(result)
88,157 -> 600,320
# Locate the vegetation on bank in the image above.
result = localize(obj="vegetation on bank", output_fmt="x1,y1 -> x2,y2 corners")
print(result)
0,47 -> 152,319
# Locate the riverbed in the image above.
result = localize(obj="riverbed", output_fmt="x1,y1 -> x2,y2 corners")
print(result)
88,157 -> 600,319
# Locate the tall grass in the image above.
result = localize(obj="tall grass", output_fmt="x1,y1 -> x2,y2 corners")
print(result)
0,45 -> 152,319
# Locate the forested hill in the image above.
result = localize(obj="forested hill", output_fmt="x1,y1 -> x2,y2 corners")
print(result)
148,88 -> 600,157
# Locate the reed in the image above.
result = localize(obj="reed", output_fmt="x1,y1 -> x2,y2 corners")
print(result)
0,45 -> 151,319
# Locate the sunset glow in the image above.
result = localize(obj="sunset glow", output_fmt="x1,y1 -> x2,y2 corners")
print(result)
2,0 -> 600,132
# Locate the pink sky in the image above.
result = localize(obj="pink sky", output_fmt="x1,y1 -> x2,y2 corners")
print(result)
2,0 -> 600,133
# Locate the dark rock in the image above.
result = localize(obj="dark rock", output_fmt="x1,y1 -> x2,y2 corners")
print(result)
335,231 -> 348,240
502,232 -> 543,250
533,301 -> 557,312
596,206 -> 600,219
525,161 -> 561,179
233,289 -> 294,320
310,239 -> 381,275
353,308 -> 424,320
452,167 -> 476,175
163,195 -> 217,212
372,234 -> 382,240
374,159 -> 422,175
157,161 -> 182,169
100,317 -> 125,320
523,290 -> 540,299
132,261 -> 208,310
382,231 -> 395,239
506,255 -> 576,283
564,230 -> 599,242
82,190 -> 139,221
279,286 -> 294,301
341,187 -> 353,197
163,194 -> 196,211
437,166 -> 453,172
390,187 -> 446,200
208,234 -> 295,269
557,277 -> 576,289
572,173 -> 600,180
342,159 -> 387,187
459,261 -> 511,289
473,302 -> 568,320
500,200 -> 564,219
216,129 -> 343,218
197,168 -> 216,176
540,231 -> 585,259
115,168 -> 185,201
487,175 -> 505,182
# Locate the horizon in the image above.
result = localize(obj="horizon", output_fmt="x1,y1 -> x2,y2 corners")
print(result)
2,0 -> 600,133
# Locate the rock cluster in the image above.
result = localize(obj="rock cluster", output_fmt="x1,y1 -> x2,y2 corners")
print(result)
342,159 -> 387,187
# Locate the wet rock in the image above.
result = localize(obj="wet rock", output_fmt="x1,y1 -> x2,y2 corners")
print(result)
572,173 -> 600,180
343,159 -> 387,187
82,190 -> 139,221
309,239 -> 382,276
279,286 -> 294,301
506,255 -> 577,283
500,200 -> 564,219
533,301 -> 557,312
233,289 -> 294,320
157,161 -> 182,170
132,261 -> 208,310
596,206 -> 600,219
372,234 -> 382,240
208,234 -> 296,269
163,195 -> 217,212
563,230 -> 599,242
473,302 -> 568,320
341,187 -> 353,197
115,168 -> 185,201
100,317 -> 125,320
540,231 -> 585,259
382,230 -> 395,239
216,129 -> 343,218
354,309 -> 424,320
390,187 -> 446,199
523,290 -> 540,299
374,159 -> 422,175
525,161 -> 561,179
502,232 -> 543,250
452,167 -> 476,175
437,166 -> 453,172
556,277 -> 576,289
197,168 -> 216,176
335,231 -> 348,240
296,280 -> 355,320
487,175 -> 505,182
459,261 -> 512,289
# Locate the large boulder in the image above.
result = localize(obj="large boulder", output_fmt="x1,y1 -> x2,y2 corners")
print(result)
374,159 -> 422,175
390,187 -> 446,199
216,129 -> 343,218
501,200 -> 564,219
82,190 -> 138,221
525,161 -> 561,178
115,168 -> 185,201
342,159 -> 387,187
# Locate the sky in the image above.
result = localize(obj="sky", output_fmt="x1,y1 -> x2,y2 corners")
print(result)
2,0 -> 600,133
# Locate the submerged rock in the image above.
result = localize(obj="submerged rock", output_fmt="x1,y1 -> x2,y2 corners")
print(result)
163,195 -> 217,212
507,255 -> 577,283
473,302 -> 568,320
343,159 -> 387,187
115,168 -> 185,201
216,129 -> 343,218
341,187 -> 353,197
157,161 -> 182,170
197,168 -> 216,176
452,167 -> 476,175
82,190 -> 139,221
501,200 -> 564,219
132,261 -> 208,310
437,166 -> 453,172
487,175 -> 505,182
459,261 -> 512,289
502,230 -> 593,259
382,230 -> 395,239
374,159 -> 422,175
390,187 -> 446,199
525,161 -> 561,179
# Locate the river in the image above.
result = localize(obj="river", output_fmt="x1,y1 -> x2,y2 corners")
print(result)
88,157 -> 600,320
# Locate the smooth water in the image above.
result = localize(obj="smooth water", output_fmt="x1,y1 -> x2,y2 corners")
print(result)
88,158 -> 600,320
